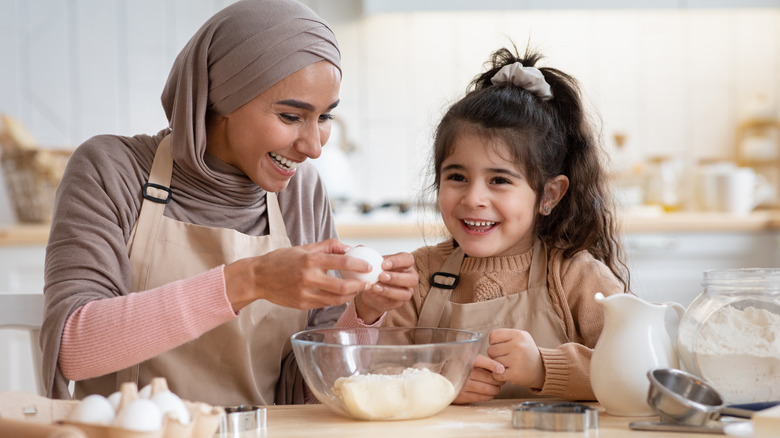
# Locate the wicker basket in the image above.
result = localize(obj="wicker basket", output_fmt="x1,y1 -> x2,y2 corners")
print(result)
1,147 -> 72,223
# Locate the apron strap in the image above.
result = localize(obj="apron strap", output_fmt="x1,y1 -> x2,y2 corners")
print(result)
120,135 -> 174,388
265,192 -> 291,247
417,247 -> 465,329
128,135 -> 174,292
527,238 -> 548,294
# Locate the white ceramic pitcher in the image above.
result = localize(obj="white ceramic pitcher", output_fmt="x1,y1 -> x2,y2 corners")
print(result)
590,293 -> 685,416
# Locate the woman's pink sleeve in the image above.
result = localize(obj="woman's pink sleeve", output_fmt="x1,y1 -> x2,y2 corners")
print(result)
59,266 -> 236,381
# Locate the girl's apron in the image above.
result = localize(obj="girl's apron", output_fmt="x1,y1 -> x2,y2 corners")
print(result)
74,136 -> 308,405
417,238 -> 568,398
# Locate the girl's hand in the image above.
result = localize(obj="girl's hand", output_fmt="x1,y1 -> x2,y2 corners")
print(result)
487,328 -> 545,390
354,252 -> 417,324
452,354 -> 505,404
224,238 -> 372,311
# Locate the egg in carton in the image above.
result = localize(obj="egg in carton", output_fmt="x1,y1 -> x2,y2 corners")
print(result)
62,377 -> 224,438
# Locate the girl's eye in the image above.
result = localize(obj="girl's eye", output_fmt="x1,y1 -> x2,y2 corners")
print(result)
318,113 -> 334,123
492,176 -> 511,185
445,173 -> 466,182
280,114 -> 300,123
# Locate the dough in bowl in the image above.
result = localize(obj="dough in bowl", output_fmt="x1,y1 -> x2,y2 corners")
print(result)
332,368 -> 455,420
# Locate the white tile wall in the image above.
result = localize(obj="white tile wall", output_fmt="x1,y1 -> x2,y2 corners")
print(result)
1,2 -> 779,223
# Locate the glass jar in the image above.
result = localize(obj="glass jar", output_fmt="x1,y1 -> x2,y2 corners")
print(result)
677,269 -> 780,404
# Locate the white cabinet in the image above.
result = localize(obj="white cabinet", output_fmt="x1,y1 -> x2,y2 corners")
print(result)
0,245 -> 46,395
624,231 -> 780,307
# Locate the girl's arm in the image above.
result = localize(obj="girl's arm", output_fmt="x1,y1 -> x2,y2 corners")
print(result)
533,250 -> 624,400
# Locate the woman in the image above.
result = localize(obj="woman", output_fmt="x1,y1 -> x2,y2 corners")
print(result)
40,0 -> 416,405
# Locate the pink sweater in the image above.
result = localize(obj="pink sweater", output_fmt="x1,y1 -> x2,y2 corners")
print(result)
59,267 -> 234,380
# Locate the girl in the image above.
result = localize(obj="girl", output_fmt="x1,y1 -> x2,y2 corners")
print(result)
347,46 -> 629,403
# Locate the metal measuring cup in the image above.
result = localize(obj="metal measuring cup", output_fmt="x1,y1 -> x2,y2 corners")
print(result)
630,367 -> 754,434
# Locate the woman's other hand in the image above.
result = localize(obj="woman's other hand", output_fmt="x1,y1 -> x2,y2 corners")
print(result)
353,251 -> 417,324
487,328 -> 544,390
452,354 -> 505,404
224,238 -> 373,311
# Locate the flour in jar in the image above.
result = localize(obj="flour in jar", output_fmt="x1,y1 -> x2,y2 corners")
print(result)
332,368 -> 455,420
688,305 -> 780,404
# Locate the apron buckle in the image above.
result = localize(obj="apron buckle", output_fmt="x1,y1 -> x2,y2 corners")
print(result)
429,272 -> 459,289
142,183 -> 173,204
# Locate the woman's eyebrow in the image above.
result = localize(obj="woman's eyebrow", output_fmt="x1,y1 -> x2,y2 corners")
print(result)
276,99 -> 340,111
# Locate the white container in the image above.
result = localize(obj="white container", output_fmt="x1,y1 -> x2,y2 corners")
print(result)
591,293 -> 684,416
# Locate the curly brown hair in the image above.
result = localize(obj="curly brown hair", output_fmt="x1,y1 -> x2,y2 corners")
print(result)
429,45 -> 629,291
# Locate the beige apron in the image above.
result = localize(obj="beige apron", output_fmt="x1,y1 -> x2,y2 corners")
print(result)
417,238 -> 568,398
74,136 -> 308,405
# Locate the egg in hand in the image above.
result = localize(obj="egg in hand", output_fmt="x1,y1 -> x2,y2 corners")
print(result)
341,246 -> 384,285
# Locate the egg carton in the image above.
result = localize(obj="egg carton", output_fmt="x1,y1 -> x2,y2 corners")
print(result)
61,379 -> 224,438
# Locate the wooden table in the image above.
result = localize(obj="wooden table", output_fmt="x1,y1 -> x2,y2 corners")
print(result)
0,391 -> 737,437
261,401 -> 718,437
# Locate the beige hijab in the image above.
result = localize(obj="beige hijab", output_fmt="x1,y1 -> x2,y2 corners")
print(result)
161,0 -> 341,183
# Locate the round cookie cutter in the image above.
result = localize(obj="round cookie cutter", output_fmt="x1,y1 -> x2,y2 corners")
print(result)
512,401 -> 599,432
220,405 -> 267,437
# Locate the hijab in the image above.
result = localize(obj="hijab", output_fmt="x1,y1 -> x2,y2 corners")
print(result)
161,0 -> 341,183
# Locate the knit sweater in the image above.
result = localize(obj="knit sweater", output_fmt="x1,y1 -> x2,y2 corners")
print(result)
382,239 -> 624,401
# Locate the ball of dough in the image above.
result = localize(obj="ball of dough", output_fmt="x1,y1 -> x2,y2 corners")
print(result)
333,368 -> 455,420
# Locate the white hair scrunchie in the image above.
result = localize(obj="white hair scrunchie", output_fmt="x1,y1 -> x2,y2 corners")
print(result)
490,62 -> 553,101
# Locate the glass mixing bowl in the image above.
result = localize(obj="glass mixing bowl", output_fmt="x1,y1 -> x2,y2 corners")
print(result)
677,268 -> 780,404
291,327 -> 482,421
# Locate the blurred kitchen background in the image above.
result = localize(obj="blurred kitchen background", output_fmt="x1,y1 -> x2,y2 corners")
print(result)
1,0 -> 780,393
1,0 -> 780,220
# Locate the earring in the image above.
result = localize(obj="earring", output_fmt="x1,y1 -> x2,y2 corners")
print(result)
544,206 -> 550,214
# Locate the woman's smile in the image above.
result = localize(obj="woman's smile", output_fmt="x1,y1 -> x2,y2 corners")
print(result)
269,152 -> 301,174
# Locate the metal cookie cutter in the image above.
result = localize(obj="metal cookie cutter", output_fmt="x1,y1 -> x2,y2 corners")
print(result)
220,405 -> 267,437
512,401 -> 599,432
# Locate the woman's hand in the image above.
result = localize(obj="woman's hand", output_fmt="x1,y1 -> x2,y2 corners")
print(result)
223,238 -> 373,311
452,354 -> 505,404
353,251 -> 417,324
487,328 -> 545,390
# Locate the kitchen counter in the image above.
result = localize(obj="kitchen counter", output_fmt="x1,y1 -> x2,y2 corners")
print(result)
0,391 -> 737,437
4,210 -> 780,246
259,402 -> 718,437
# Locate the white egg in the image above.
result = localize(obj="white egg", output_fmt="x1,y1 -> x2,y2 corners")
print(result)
107,391 -> 122,411
138,383 -> 152,399
151,390 -> 191,425
341,246 -> 384,284
68,394 -> 116,424
114,399 -> 163,432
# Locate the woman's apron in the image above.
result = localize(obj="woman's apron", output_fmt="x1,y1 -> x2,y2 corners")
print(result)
417,239 -> 569,398
74,136 -> 308,405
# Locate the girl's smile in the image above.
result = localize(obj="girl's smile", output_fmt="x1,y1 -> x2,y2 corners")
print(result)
461,218 -> 498,234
